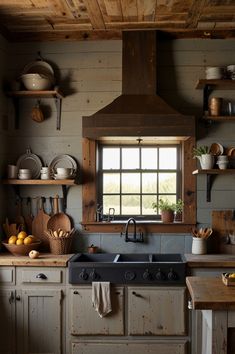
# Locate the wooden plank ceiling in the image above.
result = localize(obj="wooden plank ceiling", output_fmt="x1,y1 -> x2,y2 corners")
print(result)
0,0 -> 235,41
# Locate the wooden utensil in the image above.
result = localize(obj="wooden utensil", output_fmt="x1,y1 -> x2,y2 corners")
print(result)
31,100 -> 44,122
3,218 -> 20,238
15,198 -> 25,229
47,195 -> 71,232
24,197 -> 34,234
32,197 -> 50,250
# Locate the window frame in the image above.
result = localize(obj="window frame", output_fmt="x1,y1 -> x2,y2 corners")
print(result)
82,136 -> 196,233
98,143 -> 182,221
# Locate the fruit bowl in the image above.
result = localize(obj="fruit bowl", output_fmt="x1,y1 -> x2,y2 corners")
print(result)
2,241 -> 41,256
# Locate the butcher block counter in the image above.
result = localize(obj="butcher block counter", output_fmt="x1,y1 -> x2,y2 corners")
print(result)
187,276 -> 235,354
0,252 -> 73,266
185,254 -> 235,267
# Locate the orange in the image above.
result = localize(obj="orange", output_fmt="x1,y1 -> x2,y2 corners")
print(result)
16,238 -> 24,245
8,235 -> 17,244
17,231 -> 27,239
24,236 -> 33,245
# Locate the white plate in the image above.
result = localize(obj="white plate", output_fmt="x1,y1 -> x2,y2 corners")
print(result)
16,149 -> 43,179
21,60 -> 54,77
49,154 -> 78,177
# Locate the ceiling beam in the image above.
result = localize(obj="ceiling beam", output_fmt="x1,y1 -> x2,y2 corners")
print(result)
83,0 -> 105,29
186,0 -> 208,28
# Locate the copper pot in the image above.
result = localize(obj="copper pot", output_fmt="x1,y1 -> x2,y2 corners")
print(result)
209,97 -> 223,116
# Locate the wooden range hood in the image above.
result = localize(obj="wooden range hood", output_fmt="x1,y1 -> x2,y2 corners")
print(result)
82,31 -> 195,138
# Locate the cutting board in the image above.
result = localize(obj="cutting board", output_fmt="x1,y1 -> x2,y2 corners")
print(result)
32,197 -> 50,251
212,210 -> 235,254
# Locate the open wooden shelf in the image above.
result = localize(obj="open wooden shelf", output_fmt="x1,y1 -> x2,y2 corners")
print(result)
196,79 -> 235,90
3,179 -> 76,185
6,89 -> 64,130
7,89 -> 64,99
203,116 -> 235,122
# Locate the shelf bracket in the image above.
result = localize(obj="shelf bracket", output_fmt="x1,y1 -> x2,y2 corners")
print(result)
12,97 -> 20,129
206,174 -> 216,202
55,97 -> 62,130
203,84 -> 214,113
62,185 -> 70,211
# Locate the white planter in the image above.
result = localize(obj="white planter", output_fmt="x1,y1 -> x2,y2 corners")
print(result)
198,154 -> 214,169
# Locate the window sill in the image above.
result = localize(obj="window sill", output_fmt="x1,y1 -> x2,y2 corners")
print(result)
81,221 -> 195,233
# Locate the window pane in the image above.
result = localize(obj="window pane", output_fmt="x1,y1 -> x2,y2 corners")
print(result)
103,148 -> 120,169
122,148 -> 139,169
159,173 -> 176,193
122,173 -> 140,193
159,148 -> 177,169
142,173 -> 157,193
141,148 -> 158,169
142,195 -> 157,215
121,195 -> 140,215
103,173 -> 120,193
158,195 -> 176,205
103,195 -> 120,215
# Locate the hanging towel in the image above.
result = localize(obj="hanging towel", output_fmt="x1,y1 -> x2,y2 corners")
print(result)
92,282 -> 112,318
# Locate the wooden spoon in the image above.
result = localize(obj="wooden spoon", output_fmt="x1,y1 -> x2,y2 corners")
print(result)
47,195 -> 71,232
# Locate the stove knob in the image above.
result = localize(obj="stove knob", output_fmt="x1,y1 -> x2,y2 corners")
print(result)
79,269 -> 89,281
143,269 -> 151,280
89,270 -> 98,281
168,269 -> 177,281
155,269 -> 165,281
124,271 -> 136,281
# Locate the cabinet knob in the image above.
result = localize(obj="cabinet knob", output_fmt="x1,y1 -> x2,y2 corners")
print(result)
16,295 -> 21,301
36,273 -> 47,280
73,290 -> 79,295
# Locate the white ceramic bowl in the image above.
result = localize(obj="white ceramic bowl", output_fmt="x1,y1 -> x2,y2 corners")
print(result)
56,167 -> 72,175
21,73 -> 52,90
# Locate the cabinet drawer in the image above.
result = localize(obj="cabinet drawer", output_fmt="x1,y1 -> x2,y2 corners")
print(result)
0,267 -> 15,284
18,268 -> 63,284
69,286 -> 124,335
72,341 -> 187,354
128,286 -> 186,336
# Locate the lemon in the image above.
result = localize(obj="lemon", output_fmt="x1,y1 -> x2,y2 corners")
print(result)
28,235 -> 36,242
24,236 -> 33,245
8,235 -> 17,244
16,238 -> 24,245
17,231 -> 27,240
228,273 -> 235,278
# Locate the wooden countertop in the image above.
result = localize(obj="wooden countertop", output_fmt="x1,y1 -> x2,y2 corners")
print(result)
187,276 -> 235,310
185,254 -> 235,267
0,252 -> 73,266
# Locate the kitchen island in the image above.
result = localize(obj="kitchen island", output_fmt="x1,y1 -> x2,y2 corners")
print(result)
186,276 -> 235,354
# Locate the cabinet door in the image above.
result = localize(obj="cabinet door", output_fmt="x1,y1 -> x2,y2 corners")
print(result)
69,286 -> 124,335
19,289 -> 62,354
0,289 -> 16,354
128,286 -> 186,336
72,341 -> 187,354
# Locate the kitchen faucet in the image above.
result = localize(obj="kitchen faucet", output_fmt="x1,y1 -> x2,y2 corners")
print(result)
124,217 -> 144,243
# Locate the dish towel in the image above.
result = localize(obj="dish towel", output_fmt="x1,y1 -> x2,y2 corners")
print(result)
92,282 -> 112,318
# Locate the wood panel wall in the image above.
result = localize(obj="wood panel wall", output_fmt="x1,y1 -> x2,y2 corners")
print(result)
2,37 -> 235,252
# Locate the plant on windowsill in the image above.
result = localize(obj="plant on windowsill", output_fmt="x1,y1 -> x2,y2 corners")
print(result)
152,199 -> 175,223
192,145 -> 214,170
152,199 -> 185,223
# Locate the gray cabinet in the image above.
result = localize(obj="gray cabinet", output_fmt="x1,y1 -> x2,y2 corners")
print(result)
128,286 -> 186,336
69,285 -> 187,354
0,266 -> 66,354
69,286 -> 124,335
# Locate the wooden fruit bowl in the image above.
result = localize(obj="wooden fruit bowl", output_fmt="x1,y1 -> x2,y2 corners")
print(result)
2,241 -> 41,256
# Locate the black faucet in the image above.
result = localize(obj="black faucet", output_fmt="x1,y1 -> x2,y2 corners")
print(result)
124,217 -> 144,243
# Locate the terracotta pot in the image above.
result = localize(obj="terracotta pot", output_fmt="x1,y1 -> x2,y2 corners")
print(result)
161,210 -> 174,223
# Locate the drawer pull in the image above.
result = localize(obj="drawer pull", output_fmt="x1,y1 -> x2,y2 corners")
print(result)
36,273 -> 47,280
132,291 -> 142,298
73,291 -> 79,295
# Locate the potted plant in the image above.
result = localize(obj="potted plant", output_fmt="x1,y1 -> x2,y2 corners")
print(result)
174,199 -> 184,221
192,145 -> 214,169
152,199 -> 175,223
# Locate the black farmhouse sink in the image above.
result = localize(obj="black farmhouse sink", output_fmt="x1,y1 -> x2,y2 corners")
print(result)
69,253 -> 186,285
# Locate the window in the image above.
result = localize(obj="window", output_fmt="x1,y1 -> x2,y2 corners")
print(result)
98,144 -> 181,220
82,136 -> 196,233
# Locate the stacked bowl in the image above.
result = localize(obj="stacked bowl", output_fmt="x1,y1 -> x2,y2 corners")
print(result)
54,168 -> 74,180
20,60 -> 55,91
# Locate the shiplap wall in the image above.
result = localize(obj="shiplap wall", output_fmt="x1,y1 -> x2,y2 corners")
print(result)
2,37 -> 235,253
